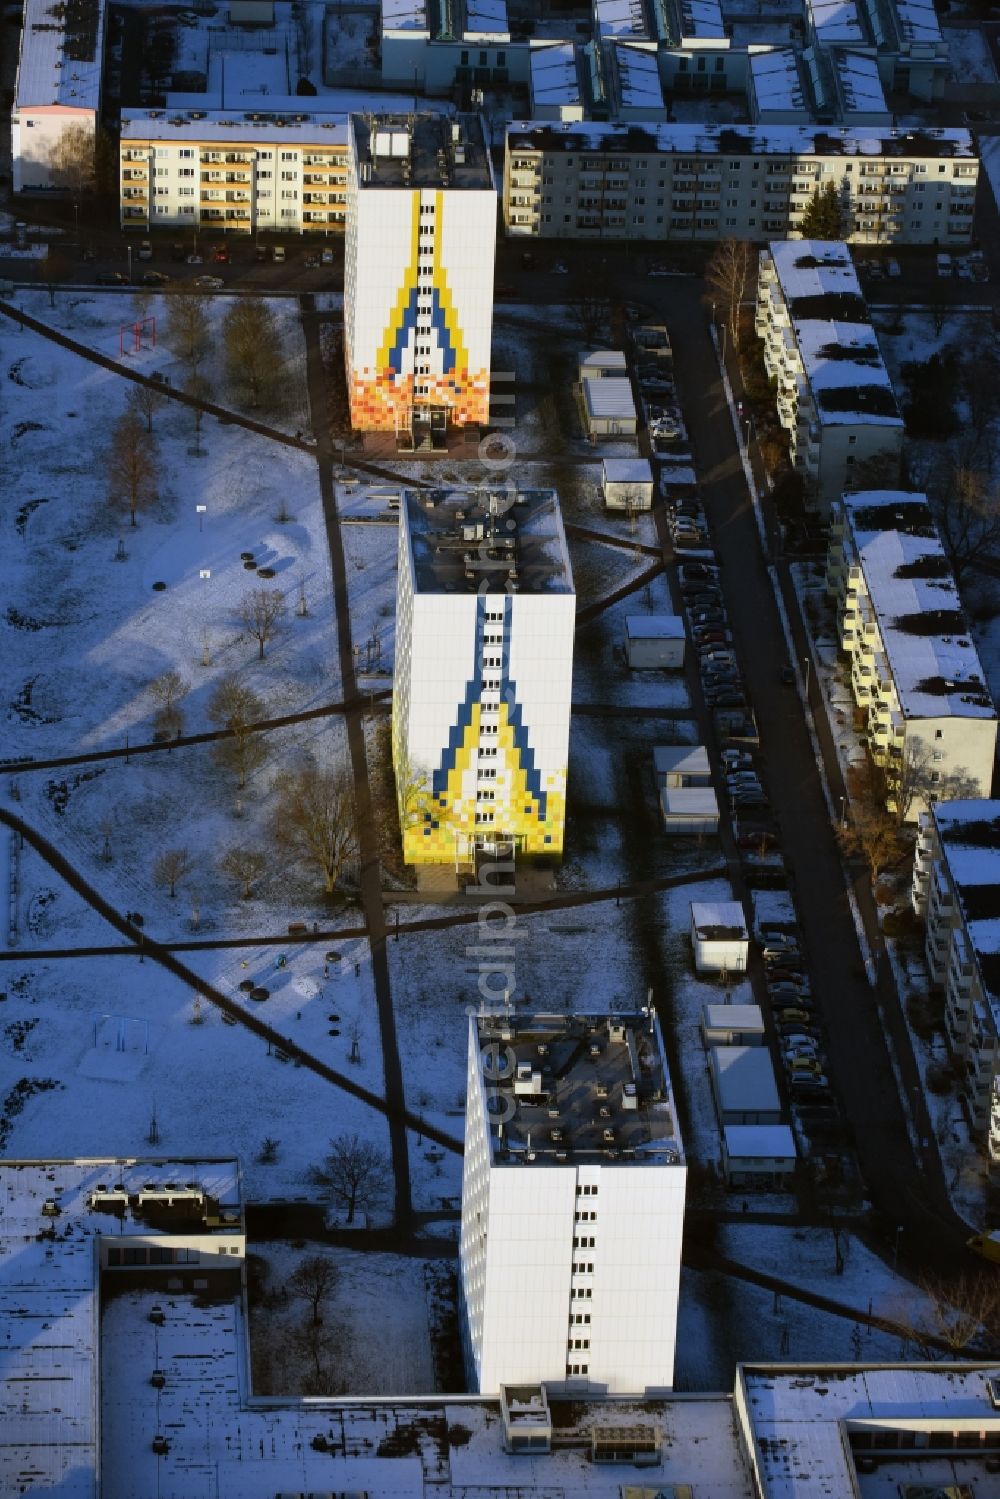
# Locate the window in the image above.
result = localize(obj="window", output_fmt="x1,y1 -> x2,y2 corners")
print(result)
178,168 -> 194,178
479,49 -> 487,64
568,1338 -> 590,1349
460,49 -> 469,63
281,170 -> 296,181
497,49 -> 506,63
179,148 -> 193,159
280,151 -> 296,162
572,1286 -> 592,1299
935,729 -> 944,739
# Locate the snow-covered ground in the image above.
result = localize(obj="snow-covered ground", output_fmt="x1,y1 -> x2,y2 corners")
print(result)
944,24 -> 998,84
249,1242 -> 437,1396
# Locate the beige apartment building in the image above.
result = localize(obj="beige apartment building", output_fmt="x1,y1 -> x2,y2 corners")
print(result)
912,800 -> 1000,1154
120,110 -> 348,235
503,122 -> 978,245
756,240 -> 903,510
826,491 -> 997,821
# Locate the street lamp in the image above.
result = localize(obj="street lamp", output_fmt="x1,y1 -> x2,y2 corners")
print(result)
839,795 -> 847,828
802,656 -> 812,699
126,244 -> 133,284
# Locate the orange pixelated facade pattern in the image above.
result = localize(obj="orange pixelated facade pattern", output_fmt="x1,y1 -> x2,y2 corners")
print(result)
347,369 -> 491,431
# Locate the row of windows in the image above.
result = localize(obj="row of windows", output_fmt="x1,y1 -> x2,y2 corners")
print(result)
106,1245 -> 203,1265
577,1184 -> 598,1195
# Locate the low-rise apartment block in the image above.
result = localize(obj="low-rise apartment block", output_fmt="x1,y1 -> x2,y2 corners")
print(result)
756,240 -> 903,510
119,110 -> 348,235
503,122 -> 978,245
461,1010 -> 685,1395
912,800 -> 1000,1153
12,0 -> 106,194
826,491 -> 997,820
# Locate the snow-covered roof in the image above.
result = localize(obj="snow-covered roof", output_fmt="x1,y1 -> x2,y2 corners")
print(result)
530,43 -> 582,109
749,48 -> 807,114
724,1124 -> 796,1158
806,0 -> 866,45
583,375 -> 638,421
594,0 -> 650,41
740,1363 -> 1000,1497
0,1158 -> 242,1499
464,0 -> 509,36
15,0 -> 106,111
630,614 -> 685,640
678,0 -> 726,41
833,47 -> 889,118
930,800 -> 1000,1004
121,109 -> 350,146
381,0 -> 429,33
840,491 -> 995,722
765,240 -> 902,429
581,349 -> 628,373
712,1047 -> 781,1111
604,456 -> 653,484
692,900 -> 748,940
704,1003 -> 765,1032
613,41 -> 665,111
894,0 -> 942,47
507,120 -> 976,160
661,785 -> 720,818
751,887 -> 798,933
656,743 -> 710,775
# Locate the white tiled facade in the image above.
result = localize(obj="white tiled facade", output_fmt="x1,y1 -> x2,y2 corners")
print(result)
344,113 -> 496,432
912,801 -> 1000,1152
826,492 -> 997,821
756,241 -> 903,511
119,112 -> 348,234
503,122 -> 978,245
460,1013 -> 686,1396
392,490 -> 574,867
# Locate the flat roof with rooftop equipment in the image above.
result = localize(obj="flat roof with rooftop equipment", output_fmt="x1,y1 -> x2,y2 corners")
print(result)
403,488 -> 573,596
352,111 -> 492,189
475,1010 -> 684,1167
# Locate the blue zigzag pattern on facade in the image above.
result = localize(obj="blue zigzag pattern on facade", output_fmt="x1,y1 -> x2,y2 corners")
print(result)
432,598 -> 486,797
502,599 -> 547,821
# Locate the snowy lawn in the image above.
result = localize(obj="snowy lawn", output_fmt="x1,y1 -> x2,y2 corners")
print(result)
2,308 -> 337,765
944,25 -> 998,84
248,1241 -> 438,1396
0,953 -> 389,1199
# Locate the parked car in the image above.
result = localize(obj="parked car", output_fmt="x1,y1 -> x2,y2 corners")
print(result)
780,665 -> 796,686
936,252 -> 953,278
732,791 -> 767,807
211,244 -> 230,264
790,1076 -> 831,1097
137,238 -> 153,260
778,1027 -> 820,1046
680,563 -> 716,582
550,260 -> 569,274
141,270 -> 170,286
321,246 -> 335,265
254,245 -> 268,262
193,274 -> 224,289
272,245 -> 286,263
170,242 -> 187,263
96,270 -> 128,285
304,250 -> 320,269
775,1007 -> 812,1025
186,253 -> 203,265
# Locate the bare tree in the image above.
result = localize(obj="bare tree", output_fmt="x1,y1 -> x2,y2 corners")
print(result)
289,1320 -> 343,1395
933,465 -> 1000,587
963,350 -> 1000,458
130,287 -> 156,324
287,1253 -> 339,1325
395,754 -> 430,830
272,764 -> 355,894
148,670 -> 188,739
310,1133 -> 389,1225
128,382 -> 167,434
223,296 -> 284,410
904,1270 -> 1000,1357
152,846 -> 192,898
705,239 -> 754,352
567,272 -> 608,344
240,588 -> 287,660
208,674 -> 268,790
219,845 -> 267,898
834,761 -> 904,876
108,408 -> 158,527
183,371 -> 210,453
38,249 -> 71,308
166,288 -> 212,377
49,122 -> 96,201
